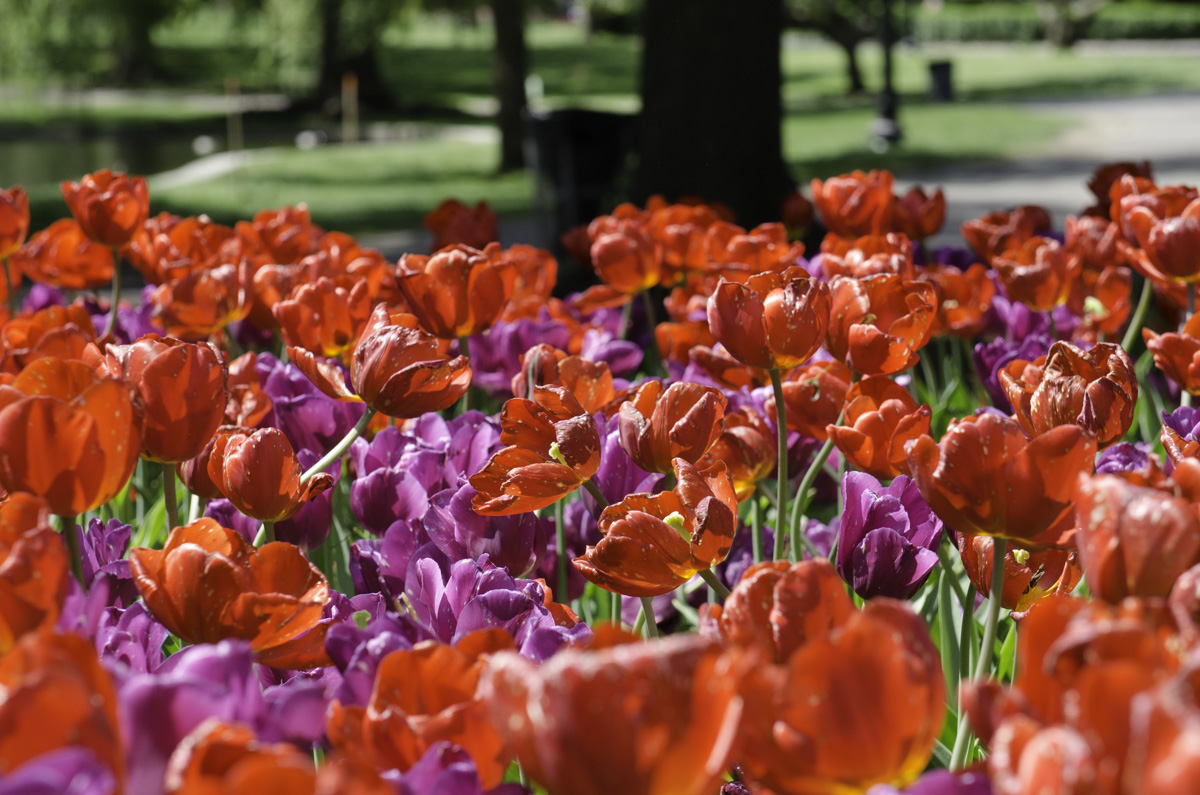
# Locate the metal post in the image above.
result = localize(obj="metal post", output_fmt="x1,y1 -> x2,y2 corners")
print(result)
870,0 -> 903,149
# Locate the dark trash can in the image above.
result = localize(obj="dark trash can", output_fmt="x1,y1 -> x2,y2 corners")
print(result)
929,60 -> 954,102
524,108 -> 638,250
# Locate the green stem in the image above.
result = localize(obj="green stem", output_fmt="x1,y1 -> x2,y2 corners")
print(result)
187,493 -> 205,524
611,591 -> 621,627
1047,311 -> 1058,341
104,250 -> 120,338
253,520 -> 275,546
750,495 -> 763,564
789,435 -> 836,561
302,407 -> 375,485
617,298 -> 634,340
162,461 -> 180,533
950,537 -> 1007,769
1120,276 -> 1153,352
698,568 -> 731,600
936,541 -> 969,610
60,515 -> 85,589
554,498 -> 569,603
582,478 -> 609,512
768,368 -> 789,561
639,596 -> 658,638
3,257 -> 15,317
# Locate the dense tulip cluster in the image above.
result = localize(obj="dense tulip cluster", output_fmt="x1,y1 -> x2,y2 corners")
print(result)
1,160 -> 1199,795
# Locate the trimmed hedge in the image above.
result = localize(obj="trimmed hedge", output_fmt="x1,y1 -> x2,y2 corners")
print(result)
914,2 -> 1200,42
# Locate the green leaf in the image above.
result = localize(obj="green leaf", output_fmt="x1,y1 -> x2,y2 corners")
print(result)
997,622 -> 1018,682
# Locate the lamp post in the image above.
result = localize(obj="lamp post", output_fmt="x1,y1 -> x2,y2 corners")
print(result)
870,0 -> 903,150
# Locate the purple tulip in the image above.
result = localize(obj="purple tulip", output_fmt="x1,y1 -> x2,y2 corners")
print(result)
1095,440 -> 1154,475
274,448 -> 335,549
467,317 -> 572,397
424,483 -> 545,578
393,742 -> 527,795
866,770 -> 993,795
21,284 -> 65,313
579,327 -> 643,377
0,748 -> 116,795
73,518 -> 136,607
585,417 -> 662,515
1162,406 -> 1200,473
204,499 -> 258,541
973,332 -> 1053,412
96,602 -> 170,675
256,351 -> 366,457
326,611 -> 422,707
836,472 -> 943,600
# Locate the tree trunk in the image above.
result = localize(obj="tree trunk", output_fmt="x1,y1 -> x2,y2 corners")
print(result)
838,38 -> 867,95
315,0 -> 344,102
634,0 -> 792,226
492,0 -> 529,171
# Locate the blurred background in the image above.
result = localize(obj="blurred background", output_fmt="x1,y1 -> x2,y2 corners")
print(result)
1,0 -> 1198,255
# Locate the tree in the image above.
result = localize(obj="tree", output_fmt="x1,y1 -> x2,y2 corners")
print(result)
311,0 -> 397,110
633,0 -> 793,226
491,0 -> 528,171
784,0 -> 877,95
1036,0 -> 1109,48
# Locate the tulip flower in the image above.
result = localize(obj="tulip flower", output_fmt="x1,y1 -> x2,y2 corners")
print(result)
892,185 -> 946,241
810,170 -> 895,237
0,630 -> 124,784
706,221 -> 805,274
1124,197 -> 1200,283
396,243 -> 516,340
960,205 -> 1052,263
766,360 -> 852,443
470,386 -> 602,516
130,519 -> 331,668
688,343 -> 771,390
500,243 -> 558,320
586,223 -> 661,300
510,344 -> 619,414
350,312 -> 471,418
1145,312 -> 1200,396
100,334 -> 228,464
575,458 -> 738,597
648,204 -> 722,276
972,332 -> 1053,413
60,168 -> 149,248
224,351 -> 272,427
706,266 -> 830,371
423,198 -> 499,251
0,494 -> 69,652
993,236 -> 1081,312
481,629 -> 746,795
956,533 -> 1080,613
921,263 -> 996,338
698,407 -> 775,501
827,376 -> 931,480
11,218 -> 114,291
328,631 -> 514,787
0,185 -> 29,259
618,380 -> 727,474
0,356 -> 141,517
207,427 -> 335,527
1074,459 -> 1200,603
0,303 -> 97,375
827,274 -> 937,376
818,233 -> 914,280
152,261 -> 253,339
836,472 -> 943,600
239,204 -> 322,264
1064,214 -> 1124,272
121,212 -> 236,285
723,560 -> 945,795
906,413 -> 1096,545
1000,341 -> 1137,450
273,276 -> 373,359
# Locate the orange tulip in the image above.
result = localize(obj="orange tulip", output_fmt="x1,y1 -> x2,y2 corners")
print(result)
236,205 -> 322,265
1074,459 -> 1200,603
688,344 -> 772,390
617,380 -> 727,474
591,222 -> 661,295
993,236 -> 1081,312
396,243 -> 515,339
1065,214 -> 1124,272
500,244 -> 558,320
648,203 -> 722,277
121,212 -> 237,285
0,630 -> 124,783
152,261 -> 253,339
350,310 -> 471,418
1110,174 -> 1197,242
0,185 -> 29,258
921,263 -> 996,338
892,185 -> 946,241
575,458 -> 738,596
1124,197 -> 1200,283
706,221 -> 805,274
0,494 -> 68,652
481,629 -> 746,795
274,276 -> 373,359
698,407 -> 775,500
130,519 -> 331,668
423,198 -> 499,252
655,320 -> 717,366
207,427 -> 334,523
60,169 -> 149,248
1071,264 -> 1132,341
817,232 -> 914,281
827,274 -> 937,376
0,356 -> 141,515
177,436 -> 224,502
766,359 -> 852,443
1088,160 -> 1153,211
725,561 -> 944,795
810,170 -> 895,237
826,376 -> 931,480
710,558 -> 853,664
11,218 -> 115,290
470,386 -> 601,515
706,266 -> 831,371
224,352 -> 272,427
957,533 -> 1080,613
101,334 -> 228,463
961,205 -> 1052,264
329,631 -> 514,787
0,304 -> 96,375
906,413 -> 1097,545
1143,312 -> 1200,395
511,345 -> 618,414
999,341 -> 1137,450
